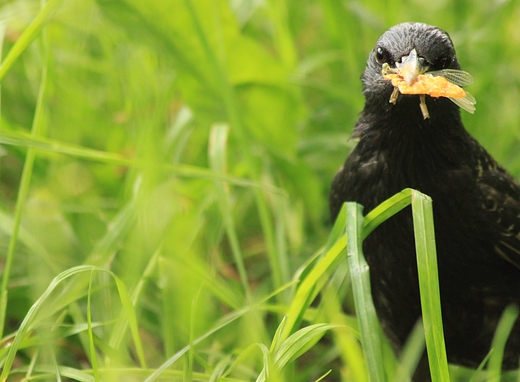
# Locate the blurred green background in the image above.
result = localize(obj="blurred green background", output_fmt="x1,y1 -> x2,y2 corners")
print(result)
0,0 -> 519,380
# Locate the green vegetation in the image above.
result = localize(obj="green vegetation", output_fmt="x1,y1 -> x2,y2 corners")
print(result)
0,0 -> 520,380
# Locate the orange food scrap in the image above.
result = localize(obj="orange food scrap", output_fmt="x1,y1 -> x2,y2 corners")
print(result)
383,73 -> 466,99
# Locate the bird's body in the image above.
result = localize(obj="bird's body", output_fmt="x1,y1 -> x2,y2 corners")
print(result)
330,23 -> 520,378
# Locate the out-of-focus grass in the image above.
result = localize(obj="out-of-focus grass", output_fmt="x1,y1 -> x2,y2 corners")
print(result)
0,0 -> 519,380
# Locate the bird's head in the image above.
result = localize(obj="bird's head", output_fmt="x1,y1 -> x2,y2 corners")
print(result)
361,23 -> 463,119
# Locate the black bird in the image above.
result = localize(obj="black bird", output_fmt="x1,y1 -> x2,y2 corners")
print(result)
330,22 -> 520,380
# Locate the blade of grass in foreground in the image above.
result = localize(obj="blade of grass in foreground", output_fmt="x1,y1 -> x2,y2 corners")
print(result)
279,204 -> 348,341
348,189 -> 448,380
279,188 -> 445,380
256,322 -> 342,382
487,304 -> 519,382
363,188 -> 413,239
346,202 -> 386,382
279,190 -> 410,344
411,190 -> 449,381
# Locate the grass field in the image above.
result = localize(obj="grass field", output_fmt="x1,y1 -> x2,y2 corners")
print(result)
1,0 -> 520,380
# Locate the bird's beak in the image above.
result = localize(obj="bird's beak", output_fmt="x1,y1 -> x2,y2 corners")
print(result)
396,49 -> 426,86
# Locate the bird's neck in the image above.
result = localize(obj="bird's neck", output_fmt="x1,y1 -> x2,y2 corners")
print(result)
354,96 -> 473,174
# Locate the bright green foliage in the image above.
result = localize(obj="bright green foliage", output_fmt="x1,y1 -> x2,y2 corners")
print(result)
0,0 -> 519,381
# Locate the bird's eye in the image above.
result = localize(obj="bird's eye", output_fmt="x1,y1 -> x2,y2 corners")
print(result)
375,47 -> 389,64
433,56 -> 453,70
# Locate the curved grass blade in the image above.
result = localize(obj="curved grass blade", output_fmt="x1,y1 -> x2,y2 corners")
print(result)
0,266 -> 146,380
280,225 -> 347,341
0,0 -> 65,83
274,323 -> 342,369
363,188 -> 412,239
0,129 -> 284,195
487,305 -> 519,382
410,190 -> 450,382
347,202 -> 386,382
256,323 -> 341,382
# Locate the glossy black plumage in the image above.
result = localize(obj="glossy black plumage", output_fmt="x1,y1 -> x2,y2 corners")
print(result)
330,23 -> 520,379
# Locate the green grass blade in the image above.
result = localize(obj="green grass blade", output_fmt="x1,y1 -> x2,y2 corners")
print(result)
223,343 -> 268,381
184,0 -> 285,296
393,319 -> 426,382
0,18 -> 50,338
143,307 -> 249,382
346,202 -> 386,382
112,274 -> 147,368
280,230 -> 347,341
12,365 -> 95,382
51,343 -> 63,382
0,0 -> 65,83
487,305 -> 519,382
257,323 -> 341,382
209,123 -> 251,299
363,188 -> 412,239
410,189 -> 450,381
0,265 -> 98,379
0,265 -> 147,380
469,351 -> 492,382
274,323 -> 342,369
0,129 -> 286,196
87,271 -> 100,381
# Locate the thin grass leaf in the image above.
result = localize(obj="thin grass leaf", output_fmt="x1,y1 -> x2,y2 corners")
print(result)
25,348 -> 39,380
411,189 -> 450,381
0,266 -> 145,380
112,274 -> 147,368
185,288 -> 203,382
146,282 -> 293,382
325,199 -> 347,250
0,130 -> 285,194
346,202 -> 386,382
269,316 -> 287,353
208,354 -> 233,382
209,123 -> 251,300
363,188 -> 413,239
393,319 -> 426,382
50,343 -> 63,382
257,324 -> 340,382
185,0 -> 285,297
0,9 -> 51,338
256,343 -> 273,382
87,271 -> 100,381
469,351 -> 492,382
220,343 -> 268,380
143,307 -> 248,382
11,365 -> 95,382
319,285 -> 367,382
0,265 -> 98,379
107,243 -> 162,360
274,323 -> 342,369
487,305 -> 519,382
0,0 -> 65,83
315,370 -> 333,382
280,228 -> 347,341
278,201 -> 348,342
